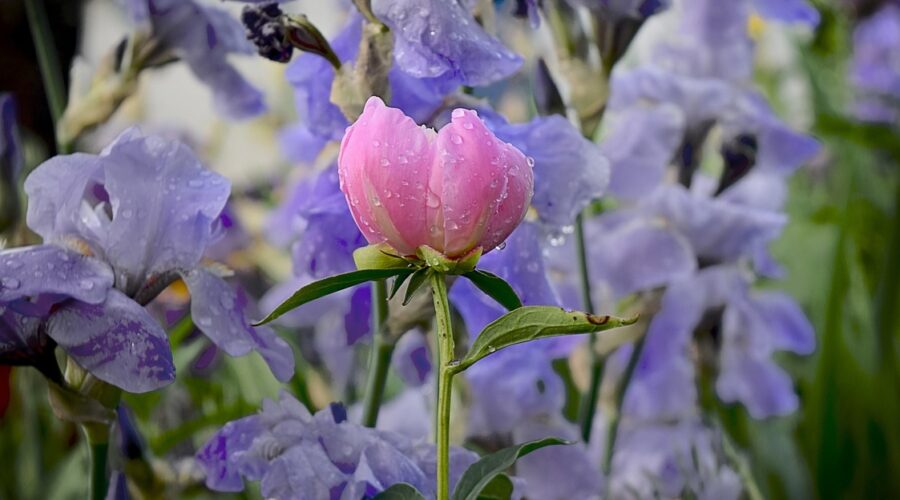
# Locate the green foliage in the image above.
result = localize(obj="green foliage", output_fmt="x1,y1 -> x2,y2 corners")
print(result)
455,307 -> 637,372
254,268 -> 413,325
461,270 -> 523,311
451,438 -> 569,500
373,483 -> 427,500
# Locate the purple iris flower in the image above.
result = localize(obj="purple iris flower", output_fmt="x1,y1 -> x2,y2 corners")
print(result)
373,0 -> 523,88
489,115 -> 610,231
627,265 -> 815,419
1,128 -> 293,393
267,165 -> 366,279
197,391 -> 478,498
280,12 -> 449,163
123,0 -> 265,118
850,4 -> 900,124
604,419 -> 741,499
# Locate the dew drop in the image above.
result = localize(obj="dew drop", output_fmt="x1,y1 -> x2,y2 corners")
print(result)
380,158 -> 390,167
462,121 -> 474,130
450,134 -> 463,145
78,279 -> 95,290
4,260 -> 22,269
1,277 -> 20,290
526,157 -> 535,168
372,140 -> 381,147
120,208 -> 134,219
487,346 -> 496,353
197,316 -> 213,327
188,179 -> 204,188
497,242 -> 507,250
426,192 -> 441,208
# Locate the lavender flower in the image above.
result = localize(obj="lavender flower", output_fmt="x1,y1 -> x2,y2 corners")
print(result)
604,419 -> 741,499
850,4 -> 900,124
0,128 -> 293,393
197,391 -> 478,499
372,0 -> 523,87
124,0 -> 265,118
490,116 -> 610,231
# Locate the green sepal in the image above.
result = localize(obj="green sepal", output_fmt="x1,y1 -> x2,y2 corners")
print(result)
416,245 -> 482,274
353,243 -> 411,271
403,268 -> 432,306
455,306 -> 638,372
451,438 -> 569,500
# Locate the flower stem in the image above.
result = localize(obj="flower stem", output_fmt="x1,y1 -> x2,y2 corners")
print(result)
430,273 -> 455,500
362,280 -> 393,427
574,210 -> 604,443
23,0 -> 70,153
602,334 -> 646,475
83,423 -> 110,500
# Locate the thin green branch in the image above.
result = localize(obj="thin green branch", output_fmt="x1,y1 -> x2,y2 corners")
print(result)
361,280 -> 393,427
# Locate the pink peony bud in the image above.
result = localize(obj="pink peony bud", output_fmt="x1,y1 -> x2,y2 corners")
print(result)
338,97 -> 534,259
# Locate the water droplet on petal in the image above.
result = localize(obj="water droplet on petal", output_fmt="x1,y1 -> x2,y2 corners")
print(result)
372,140 -> 381,147
451,134 -> 463,145
380,158 -> 390,167
78,279 -> 95,290
462,121 -> 474,130
188,179 -> 204,188
1,277 -> 20,290
4,260 -> 22,269
526,157 -> 535,168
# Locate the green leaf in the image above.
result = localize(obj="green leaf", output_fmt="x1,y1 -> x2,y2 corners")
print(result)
254,268 -> 412,325
462,270 -> 523,311
477,474 -> 514,500
403,268 -> 432,306
389,272 -> 413,300
457,306 -> 638,372
373,483 -> 427,500
452,438 -> 569,500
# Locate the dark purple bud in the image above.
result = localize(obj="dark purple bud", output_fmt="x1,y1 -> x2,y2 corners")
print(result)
241,4 -> 294,63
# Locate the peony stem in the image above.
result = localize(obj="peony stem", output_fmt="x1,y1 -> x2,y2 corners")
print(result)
430,273 -> 455,500
361,280 -> 394,427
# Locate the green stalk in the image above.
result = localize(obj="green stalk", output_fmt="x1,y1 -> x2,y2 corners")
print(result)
24,0 -> 70,153
874,175 -> 900,373
430,273 -> 455,500
602,334 -> 646,474
361,280 -> 393,427
83,423 -> 110,500
574,210 -> 605,442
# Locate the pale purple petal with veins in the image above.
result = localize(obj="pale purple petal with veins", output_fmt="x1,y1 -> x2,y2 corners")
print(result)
46,288 -> 175,393
180,268 -> 294,382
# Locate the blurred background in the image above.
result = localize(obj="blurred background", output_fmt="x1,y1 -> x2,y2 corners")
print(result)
0,0 -> 897,498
